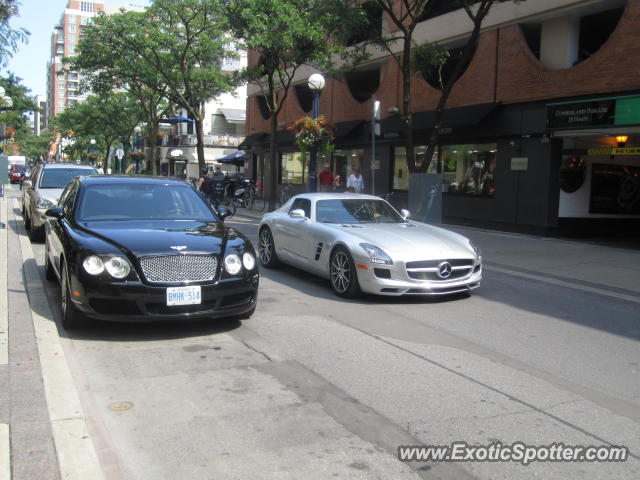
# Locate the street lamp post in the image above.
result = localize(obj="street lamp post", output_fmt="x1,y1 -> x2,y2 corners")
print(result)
371,99 -> 380,195
134,126 -> 142,173
307,73 -> 325,193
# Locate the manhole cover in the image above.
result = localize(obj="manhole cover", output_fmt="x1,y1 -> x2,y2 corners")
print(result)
108,401 -> 134,411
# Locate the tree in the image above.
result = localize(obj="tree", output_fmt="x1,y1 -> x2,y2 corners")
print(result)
0,73 -> 37,154
20,131 -> 55,163
52,92 -> 144,171
69,0 -> 238,173
0,0 -> 29,67
68,9 -> 172,175
222,0 -> 367,210
354,0 -> 522,173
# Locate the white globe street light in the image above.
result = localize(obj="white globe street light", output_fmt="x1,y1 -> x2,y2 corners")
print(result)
307,73 -> 326,192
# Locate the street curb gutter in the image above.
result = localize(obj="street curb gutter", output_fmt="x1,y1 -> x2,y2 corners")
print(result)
1,198 -> 9,480
1,197 -> 8,365
13,199 -> 105,480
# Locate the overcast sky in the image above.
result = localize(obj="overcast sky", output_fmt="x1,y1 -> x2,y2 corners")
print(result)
4,0 -> 151,98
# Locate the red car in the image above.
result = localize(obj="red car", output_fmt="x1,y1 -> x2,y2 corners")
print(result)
9,164 -> 29,183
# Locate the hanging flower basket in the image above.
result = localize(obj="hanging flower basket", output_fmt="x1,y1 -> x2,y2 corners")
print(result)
289,115 -> 335,154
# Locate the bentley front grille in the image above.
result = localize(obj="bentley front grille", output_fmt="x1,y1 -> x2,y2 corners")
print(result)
139,254 -> 217,283
405,259 -> 475,281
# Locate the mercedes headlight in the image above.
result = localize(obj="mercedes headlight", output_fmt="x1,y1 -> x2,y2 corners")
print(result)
224,254 -> 242,275
469,241 -> 481,260
36,198 -> 55,210
83,255 -> 105,275
242,252 -> 255,271
360,243 -> 393,265
105,256 -> 131,279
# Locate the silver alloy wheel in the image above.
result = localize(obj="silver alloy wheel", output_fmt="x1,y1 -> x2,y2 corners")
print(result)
258,229 -> 272,264
330,250 -> 351,293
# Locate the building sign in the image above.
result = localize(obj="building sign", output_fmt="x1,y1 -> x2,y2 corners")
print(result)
510,157 -> 528,171
587,147 -> 640,156
547,95 -> 640,130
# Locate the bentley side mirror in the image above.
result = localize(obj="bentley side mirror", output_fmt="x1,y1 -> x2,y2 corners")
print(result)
217,206 -> 232,221
45,207 -> 64,219
289,209 -> 307,219
400,209 -> 410,220
22,180 -> 32,189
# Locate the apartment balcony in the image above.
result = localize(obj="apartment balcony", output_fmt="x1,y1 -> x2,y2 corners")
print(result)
158,134 -> 246,148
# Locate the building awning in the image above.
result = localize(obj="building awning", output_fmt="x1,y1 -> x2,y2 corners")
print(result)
334,120 -> 365,139
238,133 -> 268,150
380,102 -> 499,134
218,108 -> 246,124
159,116 -> 194,124
217,150 -> 246,166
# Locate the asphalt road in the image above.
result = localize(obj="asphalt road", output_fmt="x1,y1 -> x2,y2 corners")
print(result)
7,183 -> 640,480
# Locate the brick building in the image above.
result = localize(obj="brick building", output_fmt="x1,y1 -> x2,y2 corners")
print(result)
241,0 -> 640,235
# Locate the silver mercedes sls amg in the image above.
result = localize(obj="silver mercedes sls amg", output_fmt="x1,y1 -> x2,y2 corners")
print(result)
258,193 -> 482,298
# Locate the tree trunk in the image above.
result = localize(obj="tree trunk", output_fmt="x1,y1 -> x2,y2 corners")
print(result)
194,102 -> 206,172
402,31 -> 416,174
147,124 -> 159,175
267,113 -> 278,211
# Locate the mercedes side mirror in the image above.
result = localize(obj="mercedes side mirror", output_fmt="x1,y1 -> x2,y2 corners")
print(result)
289,209 -> 307,219
400,209 -> 410,220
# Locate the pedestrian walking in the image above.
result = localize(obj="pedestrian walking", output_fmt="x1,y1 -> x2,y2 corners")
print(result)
346,166 -> 364,193
318,163 -> 335,192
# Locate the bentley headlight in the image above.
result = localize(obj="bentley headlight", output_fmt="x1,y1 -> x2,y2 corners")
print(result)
360,243 -> 393,265
224,254 -> 242,275
105,256 -> 131,279
36,198 -> 55,210
83,255 -> 104,275
242,252 -> 255,271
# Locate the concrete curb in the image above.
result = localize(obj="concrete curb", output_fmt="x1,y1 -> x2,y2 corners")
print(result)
13,199 -> 105,480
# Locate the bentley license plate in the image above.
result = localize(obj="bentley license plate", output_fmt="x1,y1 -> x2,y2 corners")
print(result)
166,286 -> 201,306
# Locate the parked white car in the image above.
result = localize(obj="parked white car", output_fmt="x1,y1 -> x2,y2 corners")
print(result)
22,163 -> 99,241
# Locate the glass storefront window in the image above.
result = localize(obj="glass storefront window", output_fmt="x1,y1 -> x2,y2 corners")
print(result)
392,143 -> 496,196
441,144 -> 496,195
393,146 -> 438,190
281,152 -> 309,185
332,148 -> 363,190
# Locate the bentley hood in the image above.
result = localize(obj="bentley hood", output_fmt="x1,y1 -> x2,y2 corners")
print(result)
78,220 -> 231,256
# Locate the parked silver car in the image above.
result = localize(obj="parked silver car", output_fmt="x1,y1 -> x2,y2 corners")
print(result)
258,193 -> 482,298
22,163 -> 99,241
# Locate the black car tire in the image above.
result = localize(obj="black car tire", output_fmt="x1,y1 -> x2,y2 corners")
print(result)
330,246 -> 361,298
28,223 -> 44,242
258,227 -> 279,268
44,241 -> 56,282
23,208 -> 31,232
61,262 -> 84,329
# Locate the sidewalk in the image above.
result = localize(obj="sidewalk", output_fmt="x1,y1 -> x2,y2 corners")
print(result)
0,195 -> 104,480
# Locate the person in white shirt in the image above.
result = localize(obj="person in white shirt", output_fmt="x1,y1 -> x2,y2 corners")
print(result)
346,166 -> 364,193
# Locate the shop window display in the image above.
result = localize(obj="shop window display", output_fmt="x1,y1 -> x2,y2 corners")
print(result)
281,152 -> 309,185
393,144 -> 496,195
441,144 -> 496,195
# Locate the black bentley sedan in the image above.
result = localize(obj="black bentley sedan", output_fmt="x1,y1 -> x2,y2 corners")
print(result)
44,176 -> 259,329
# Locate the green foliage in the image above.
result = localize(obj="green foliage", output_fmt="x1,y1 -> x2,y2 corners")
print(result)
411,42 -> 450,88
67,0 -> 238,170
0,73 -> 37,139
20,131 -> 54,162
0,0 -> 29,67
52,92 -> 144,164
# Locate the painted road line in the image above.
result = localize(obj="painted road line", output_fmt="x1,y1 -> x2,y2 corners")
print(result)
484,264 -> 640,305
0,198 -> 7,365
0,423 -> 9,480
13,199 -> 105,480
